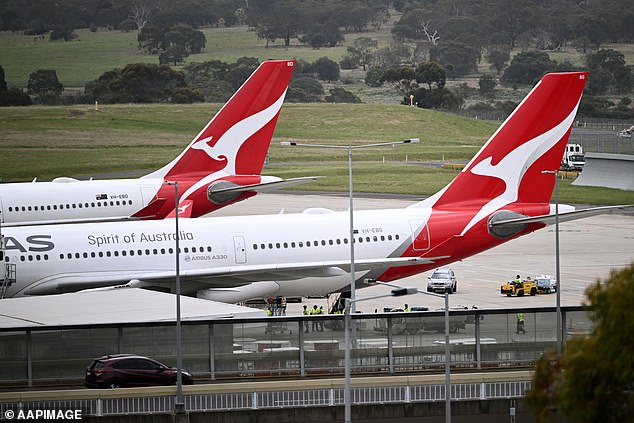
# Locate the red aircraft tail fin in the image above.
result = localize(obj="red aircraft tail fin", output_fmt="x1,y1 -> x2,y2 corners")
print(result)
425,72 -> 587,214
145,59 -> 296,181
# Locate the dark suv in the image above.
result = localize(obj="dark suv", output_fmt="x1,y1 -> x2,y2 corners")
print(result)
84,354 -> 193,389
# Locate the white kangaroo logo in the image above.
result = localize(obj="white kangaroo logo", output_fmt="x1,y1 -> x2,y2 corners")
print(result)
179,89 -> 288,202
459,103 -> 580,235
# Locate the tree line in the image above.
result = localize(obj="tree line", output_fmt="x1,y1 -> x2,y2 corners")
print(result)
0,57 -> 360,106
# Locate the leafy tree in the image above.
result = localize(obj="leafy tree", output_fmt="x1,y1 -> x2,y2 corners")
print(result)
300,21 -> 343,48
501,51 -> 558,85
347,37 -> 378,71
0,65 -> 7,93
313,57 -> 340,82
364,66 -> 384,88
585,49 -> 634,95
411,86 -> 461,110
526,264 -> 634,422
429,42 -> 479,78
287,76 -> 324,102
85,63 -> 188,103
27,69 -> 63,104
479,74 -> 496,96
381,66 -> 417,97
325,87 -> 361,103
247,0 -> 305,48
415,61 -> 446,90
487,49 -> 510,75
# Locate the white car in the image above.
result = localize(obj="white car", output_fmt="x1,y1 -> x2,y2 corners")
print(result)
427,268 -> 457,294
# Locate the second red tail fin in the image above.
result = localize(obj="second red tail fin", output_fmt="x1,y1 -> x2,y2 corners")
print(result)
146,59 -> 296,181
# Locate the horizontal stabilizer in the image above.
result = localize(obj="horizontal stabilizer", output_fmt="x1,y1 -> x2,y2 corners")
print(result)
489,205 -> 632,230
211,176 -> 321,195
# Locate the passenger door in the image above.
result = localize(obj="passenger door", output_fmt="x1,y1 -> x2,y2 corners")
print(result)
233,235 -> 247,264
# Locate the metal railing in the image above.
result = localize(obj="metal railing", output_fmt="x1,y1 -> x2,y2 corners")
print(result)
0,373 -> 532,416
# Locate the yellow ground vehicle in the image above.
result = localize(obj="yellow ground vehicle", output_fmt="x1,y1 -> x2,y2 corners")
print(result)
500,279 -> 538,296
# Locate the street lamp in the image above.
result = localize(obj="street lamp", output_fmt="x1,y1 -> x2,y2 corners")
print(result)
281,138 -> 420,423
344,286 -> 417,423
542,170 -> 561,354
280,138 -> 420,314
164,181 -> 185,413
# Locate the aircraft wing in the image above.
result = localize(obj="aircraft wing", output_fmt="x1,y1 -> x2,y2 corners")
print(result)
489,205 -> 632,230
24,256 -> 446,295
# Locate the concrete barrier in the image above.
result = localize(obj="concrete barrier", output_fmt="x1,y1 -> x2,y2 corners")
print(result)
573,152 -> 634,191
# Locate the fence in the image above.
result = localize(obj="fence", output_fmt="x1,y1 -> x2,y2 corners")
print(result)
0,306 -> 589,389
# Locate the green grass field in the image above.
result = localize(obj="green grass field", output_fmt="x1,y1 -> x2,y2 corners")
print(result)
2,103 -> 634,206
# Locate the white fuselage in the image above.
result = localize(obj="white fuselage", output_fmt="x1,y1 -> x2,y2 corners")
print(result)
1,207 -> 432,299
0,178 -> 162,225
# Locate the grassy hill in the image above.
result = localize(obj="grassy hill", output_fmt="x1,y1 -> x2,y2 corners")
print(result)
2,103 -> 634,206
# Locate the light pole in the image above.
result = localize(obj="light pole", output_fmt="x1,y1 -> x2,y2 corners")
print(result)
542,170 -> 561,353
165,181 -> 185,413
280,138 -> 420,314
344,287 -> 417,423
365,281 -> 452,423
281,139 -> 419,423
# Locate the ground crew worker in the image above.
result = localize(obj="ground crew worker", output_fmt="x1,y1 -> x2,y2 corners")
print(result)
303,305 -> 310,333
318,306 -> 325,331
311,305 -> 319,332
404,304 -> 411,312
267,307 -> 273,317
515,274 -> 521,286
516,312 -> 525,334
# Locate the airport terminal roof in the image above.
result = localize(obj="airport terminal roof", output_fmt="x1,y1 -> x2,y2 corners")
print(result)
0,287 -> 264,329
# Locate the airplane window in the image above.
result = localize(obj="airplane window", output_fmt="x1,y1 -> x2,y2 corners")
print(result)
129,250 -> 135,256
67,253 -> 72,259
144,249 -> 149,255
35,255 -> 41,261
114,251 -> 119,257
260,243 -> 265,249
268,243 -> 273,249
91,252 -> 95,258
291,242 -> 296,248
28,206 -> 32,211
121,250 -> 127,256
7,207 -> 11,212
373,236 -> 377,242
161,248 -> 166,254
44,254 -> 48,260
78,203 -> 82,208
336,239 -> 341,245
21,206 -> 26,211
192,247 -> 197,253
83,252 -> 88,258
168,248 -> 173,254
206,246 -> 212,252
283,242 -> 288,248
110,201 -> 114,206
34,206 -> 38,211
388,235 -> 392,240
65,204 -> 69,209
276,243 -> 281,249
299,242 -> 303,247
329,240 -> 333,245
116,201 -> 120,206
321,240 -> 326,246
99,252 -> 104,257
84,203 -> 89,207
72,204 -> 76,209
106,251 -> 111,257
253,244 -> 258,250
381,236 -> 385,241
184,247 -> 190,253
91,202 -> 95,207
97,202 -> 101,207
306,241 -> 311,247
344,238 -> 348,244
314,240 -> 318,246
358,237 -> 363,243
59,254 -> 64,259
75,253 -> 80,259
395,235 -> 400,240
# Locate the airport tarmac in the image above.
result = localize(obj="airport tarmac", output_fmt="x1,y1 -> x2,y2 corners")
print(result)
213,192 -> 634,314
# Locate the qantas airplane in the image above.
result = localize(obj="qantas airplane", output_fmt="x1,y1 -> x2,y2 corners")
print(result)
0,59 -> 312,227
0,71 -> 629,301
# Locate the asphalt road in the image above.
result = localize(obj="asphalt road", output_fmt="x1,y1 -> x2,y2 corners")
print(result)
212,192 -> 634,314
